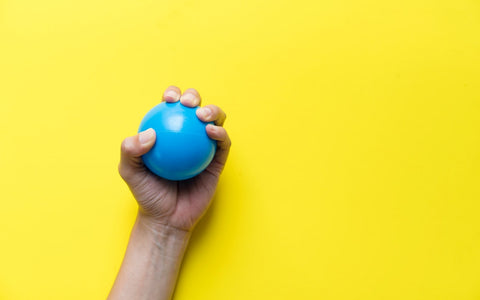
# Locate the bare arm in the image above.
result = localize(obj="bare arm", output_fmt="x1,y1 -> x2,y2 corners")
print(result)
108,215 -> 190,300
108,86 -> 231,300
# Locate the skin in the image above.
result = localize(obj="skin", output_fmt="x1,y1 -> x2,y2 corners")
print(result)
108,86 -> 231,300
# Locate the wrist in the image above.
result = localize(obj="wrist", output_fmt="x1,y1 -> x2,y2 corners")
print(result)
135,211 -> 191,247
108,210 -> 191,300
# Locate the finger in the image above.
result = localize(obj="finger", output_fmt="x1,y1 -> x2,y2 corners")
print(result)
206,124 -> 231,166
162,86 -> 181,103
196,104 -> 226,126
118,128 -> 156,182
179,88 -> 201,107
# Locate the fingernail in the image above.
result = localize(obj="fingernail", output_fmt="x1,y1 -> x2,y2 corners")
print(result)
165,90 -> 179,101
180,93 -> 198,106
197,107 -> 212,119
139,128 -> 155,145
206,124 -> 215,131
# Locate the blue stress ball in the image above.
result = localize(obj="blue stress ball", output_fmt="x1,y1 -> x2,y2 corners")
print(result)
138,101 -> 216,181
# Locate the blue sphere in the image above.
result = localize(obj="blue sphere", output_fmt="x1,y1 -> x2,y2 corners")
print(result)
138,101 -> 216,181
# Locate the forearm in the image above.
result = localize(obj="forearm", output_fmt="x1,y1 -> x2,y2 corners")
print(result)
108,212 -> 191,300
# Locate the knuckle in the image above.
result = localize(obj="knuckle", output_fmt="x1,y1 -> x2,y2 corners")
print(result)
167,85 -> 180,91
121,137 -> 135,155
210,105 -> 226,121
207,105 -> 221,118
208,104 -> 219,112
118,162 -> 140,182
118,163 -> 130,180
120,138 -> 129,153
185,87 -> 199,94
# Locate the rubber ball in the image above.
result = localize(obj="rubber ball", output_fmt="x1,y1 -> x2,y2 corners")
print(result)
138,101 -> 216,181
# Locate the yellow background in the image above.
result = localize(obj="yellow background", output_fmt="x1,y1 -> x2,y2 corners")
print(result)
1,0 -> 479,299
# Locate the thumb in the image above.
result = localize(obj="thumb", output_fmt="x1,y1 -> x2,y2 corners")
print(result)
118,128 -> 156,182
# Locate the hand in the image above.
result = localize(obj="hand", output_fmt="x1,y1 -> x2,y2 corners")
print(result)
118,86 -> 231,232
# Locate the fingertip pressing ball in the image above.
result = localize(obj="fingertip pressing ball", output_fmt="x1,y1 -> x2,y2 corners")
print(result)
138,101 -> 217,181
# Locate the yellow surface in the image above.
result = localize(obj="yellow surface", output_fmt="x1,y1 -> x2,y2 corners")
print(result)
1,0 -> 479,299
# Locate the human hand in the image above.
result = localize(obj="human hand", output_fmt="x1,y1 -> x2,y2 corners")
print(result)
118,86 -> 231,232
